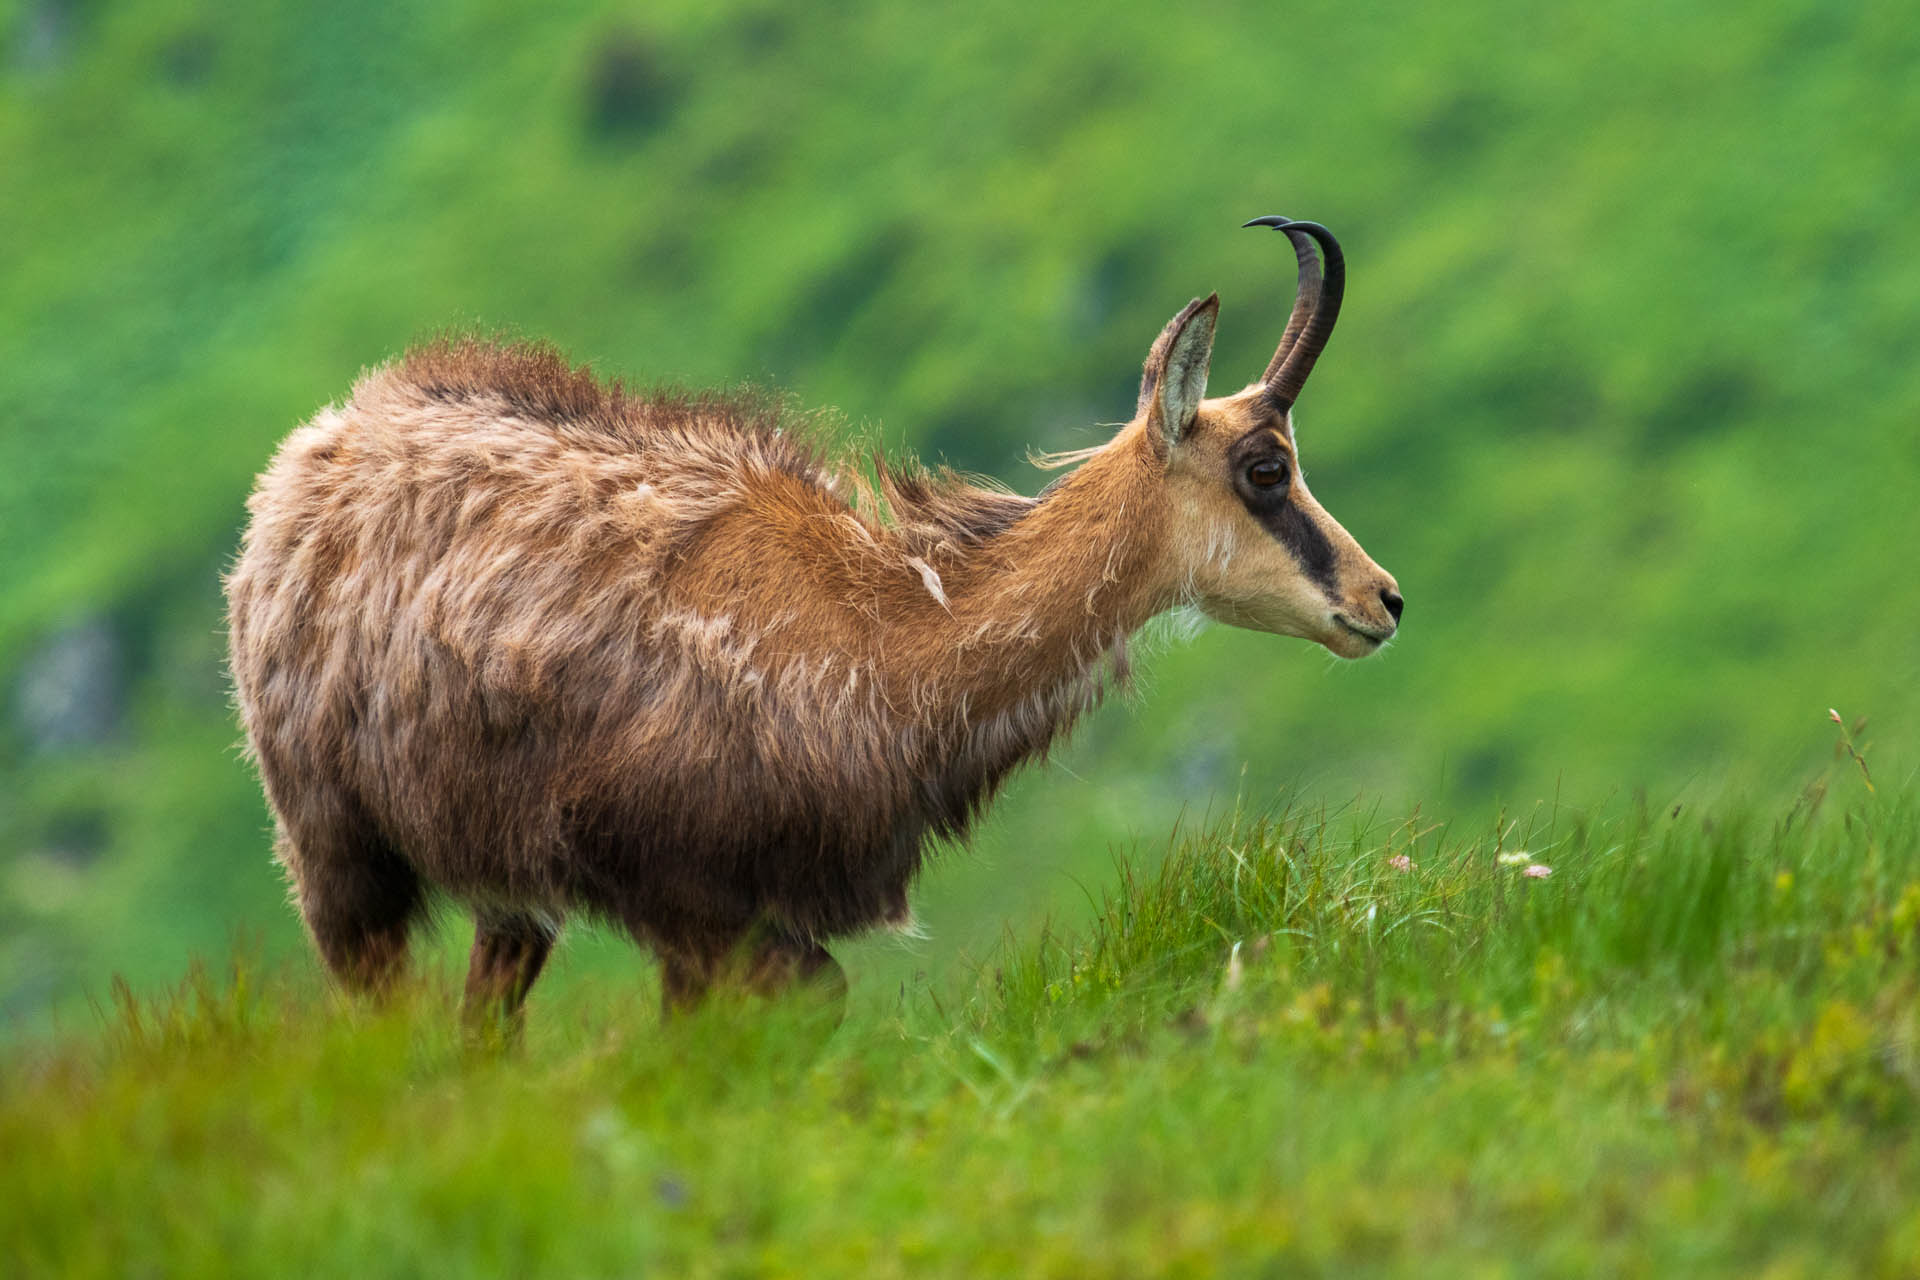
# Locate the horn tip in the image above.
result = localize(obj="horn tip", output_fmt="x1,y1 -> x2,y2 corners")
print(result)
1242,215 -> 1294,229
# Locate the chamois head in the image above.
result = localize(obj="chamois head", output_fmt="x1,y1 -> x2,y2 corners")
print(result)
1138,217 -> 1402,659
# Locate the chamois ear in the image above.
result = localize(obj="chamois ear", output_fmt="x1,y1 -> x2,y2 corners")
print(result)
1138,294 -> 1218,460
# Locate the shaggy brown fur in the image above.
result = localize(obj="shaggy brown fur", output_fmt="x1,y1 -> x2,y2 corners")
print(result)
227,270 -> 1400,1027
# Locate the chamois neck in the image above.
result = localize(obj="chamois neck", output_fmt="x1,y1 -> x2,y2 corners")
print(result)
905,427 -> 1171,718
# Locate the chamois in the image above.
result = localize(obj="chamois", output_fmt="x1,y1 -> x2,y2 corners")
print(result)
225,217 -> 1402,1028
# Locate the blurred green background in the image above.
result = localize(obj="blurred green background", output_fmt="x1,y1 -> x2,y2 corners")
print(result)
3,0 -> 1916,1029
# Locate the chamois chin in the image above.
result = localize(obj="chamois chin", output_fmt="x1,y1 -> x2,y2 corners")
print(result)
224,217 -> 1400,1028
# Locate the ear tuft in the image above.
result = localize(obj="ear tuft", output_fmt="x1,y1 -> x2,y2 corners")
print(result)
1140,294 -> 1218,459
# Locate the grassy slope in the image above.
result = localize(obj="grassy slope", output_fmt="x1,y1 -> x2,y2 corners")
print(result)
4,0 -> 1920,1015
4,779 -> 1917,1275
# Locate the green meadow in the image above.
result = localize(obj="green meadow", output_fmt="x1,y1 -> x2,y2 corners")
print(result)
3,0 -> 1918,1271
7,781 -> 1918,1274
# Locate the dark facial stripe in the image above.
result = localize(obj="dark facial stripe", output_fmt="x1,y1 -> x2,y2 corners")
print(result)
1257,495 -> 1340,594
1228,427 -> 1340,596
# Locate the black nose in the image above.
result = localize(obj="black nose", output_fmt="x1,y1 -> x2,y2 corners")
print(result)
1380,588 -> 1404,623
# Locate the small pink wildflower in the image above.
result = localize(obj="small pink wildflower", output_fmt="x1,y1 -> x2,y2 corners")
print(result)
1523,863 -> 1552,879
1829,708 -> 1844,724
1388,854 -> 1413,872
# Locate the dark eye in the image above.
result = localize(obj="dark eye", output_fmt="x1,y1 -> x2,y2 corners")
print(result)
1246,458 -> 1288,489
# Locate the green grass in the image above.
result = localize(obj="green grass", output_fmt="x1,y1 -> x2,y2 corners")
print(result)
7,775 -> 1917,1276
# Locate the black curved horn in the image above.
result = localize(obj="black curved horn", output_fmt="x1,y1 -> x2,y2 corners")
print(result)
1244,216 -> 1319,381
1243,216 -> 1346,410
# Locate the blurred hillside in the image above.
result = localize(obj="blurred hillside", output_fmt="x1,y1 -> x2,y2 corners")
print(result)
3,0 -> 1918,1024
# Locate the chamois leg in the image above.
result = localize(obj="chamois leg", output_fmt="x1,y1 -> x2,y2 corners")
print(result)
659,946 -> 722,1016
745,931 -> 848,1049
277,817 -> 424,998
745,931 -> 846,1009
462,914 -> 558,1044
656,926 -> 844,1021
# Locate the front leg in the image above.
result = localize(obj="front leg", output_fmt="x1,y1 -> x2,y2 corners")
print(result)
744,930 -> 846,1010
462,913 -> 559,1046
657,923 -> 846,1021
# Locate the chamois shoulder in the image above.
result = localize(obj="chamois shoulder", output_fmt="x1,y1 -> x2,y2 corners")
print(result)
875,458 -> 1038,558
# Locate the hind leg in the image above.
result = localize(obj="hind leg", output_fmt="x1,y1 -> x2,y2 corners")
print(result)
463,914 -> 559,1041
277,818 -> 425,998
